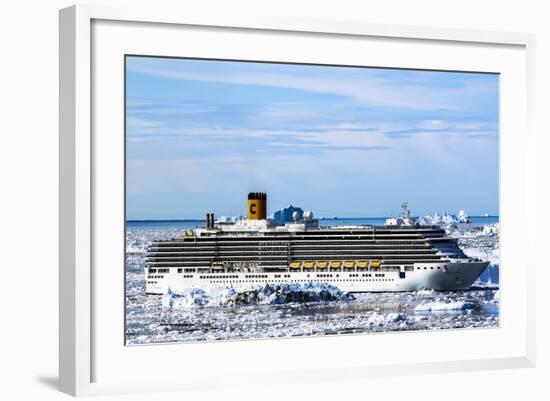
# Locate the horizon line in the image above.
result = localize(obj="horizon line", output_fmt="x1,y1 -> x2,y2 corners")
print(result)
126,215 -> 500,223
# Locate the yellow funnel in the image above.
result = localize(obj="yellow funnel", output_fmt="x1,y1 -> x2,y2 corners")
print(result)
247,192 -> 267,220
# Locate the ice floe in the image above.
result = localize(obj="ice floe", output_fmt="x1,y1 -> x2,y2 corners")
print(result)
416,289 -> 436,296
386,313 -> 407,323
415,301 -> 477,313
162,282 -> 354,309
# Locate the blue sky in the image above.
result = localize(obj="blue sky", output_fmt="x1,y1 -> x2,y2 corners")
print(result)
126,56 -> 499,220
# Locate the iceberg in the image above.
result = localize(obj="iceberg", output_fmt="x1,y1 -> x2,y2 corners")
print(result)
419,210 -> 471,226
458,210 -> 470,223
161,282 -> 354,309
162,287 -> 210,308
385,313 -> 406,323
269,205 -> 304,224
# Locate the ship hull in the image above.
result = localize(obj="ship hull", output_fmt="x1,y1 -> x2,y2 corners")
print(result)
145,261 -> 489,295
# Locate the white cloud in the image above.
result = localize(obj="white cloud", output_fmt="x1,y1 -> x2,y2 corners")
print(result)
127,58 -> 494,111
126,116 -> 161,129
259,103 -> 322,121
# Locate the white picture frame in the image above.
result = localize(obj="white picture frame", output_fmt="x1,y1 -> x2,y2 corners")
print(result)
59,4 -> 536,397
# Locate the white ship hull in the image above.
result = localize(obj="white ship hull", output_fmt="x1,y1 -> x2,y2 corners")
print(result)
145,260 -> 489,295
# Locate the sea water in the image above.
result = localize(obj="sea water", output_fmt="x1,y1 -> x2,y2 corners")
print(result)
125,217 -> 499,344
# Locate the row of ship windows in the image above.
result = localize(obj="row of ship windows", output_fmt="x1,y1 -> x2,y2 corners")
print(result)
150,241 -> 444,246
157,248 -> 443,254
149,262 -> 436,273
194,273 -> 387,279
149,249 -> 437,253
148,273 -> 387,280
199,275 -> 239,279
194,274 -> 292,279
151,245 -> 436,251
317,273 -> 385,278
202,278 -> 395,284
153,238 -> 443,245
148,252 -> 441,263
147,267 -> 447,276
147,261 -> 434,266
146,278 -> 396,285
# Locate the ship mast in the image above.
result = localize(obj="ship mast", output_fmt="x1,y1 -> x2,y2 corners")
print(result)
401,201 -> 410,219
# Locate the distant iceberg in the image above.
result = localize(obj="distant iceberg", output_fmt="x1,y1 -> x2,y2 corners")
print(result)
269,205 -> 304,224
419,210 -> 470,225
215,215 -> 243,224
457,210 -> 470,223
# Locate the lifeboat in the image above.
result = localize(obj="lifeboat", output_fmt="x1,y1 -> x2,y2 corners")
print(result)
370,260 -> 381,269
303,261 -> 315,270
330,261 -> 342,271
357,260 -> 369,270
343,261 -> 356,269
289,261 -> 302,269
316,261 -> 328,269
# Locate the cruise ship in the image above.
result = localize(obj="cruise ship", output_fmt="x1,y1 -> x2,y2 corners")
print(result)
144,193 -> 488,294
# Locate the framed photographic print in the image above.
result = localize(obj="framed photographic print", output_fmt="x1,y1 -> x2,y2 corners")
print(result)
60,4 -> 536,396
125,55 -> 500,344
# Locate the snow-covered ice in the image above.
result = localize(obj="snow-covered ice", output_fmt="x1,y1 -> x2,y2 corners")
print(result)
162,283 -> 354,309
415,301 -> 477,313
